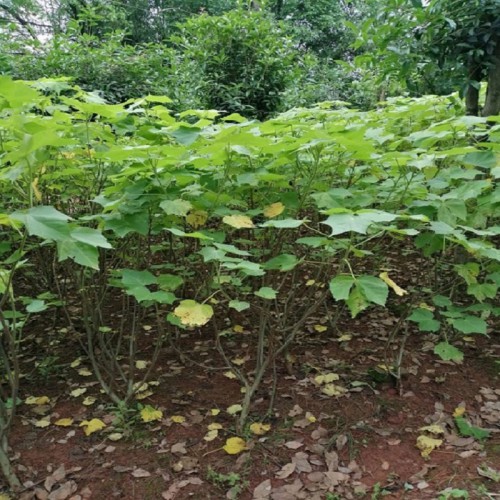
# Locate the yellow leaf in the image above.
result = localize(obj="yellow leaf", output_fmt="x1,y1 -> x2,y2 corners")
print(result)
108,432 -> 123,441
321,384 -> 348,397
54,418 -> 74,427
34,417 -> 51,428
208,423 -> 223,431
227,404 -> 243,415
223,214 -> 255,229
25,396 -> 50,405
70,358 -> 81,368
250,423 -> 271,436
419,424 -> 445,435
223,437 -> 247,455
79,418 -> 106,436
141,406 -> 163,423
305,279 -> 315,286
231,357 -> 246,366
173,300 -> 214,327
453,406 -> 466,418
337,334 -> 352,342
314,373 -> 339,385
463,336 -> 475,343
0,493 -> 11,499
77,368 -> 92,377
82,396 -> 96,406
135,389 -> 154,400
210,409 -> 221,416
314,324 -> 327,333
418,302 -> 434,311
171,415 -> 186,423
186,210 -> 208,229
233,325 -> 244,333
306,412 -> 316,423
416,435 -> 442,458
70,388 -> 87,398
379,272 -> 408,296
263,202 -> 285,218
204,429 -> 219,442
135,360 -> 148,370
31,177 -> 42,202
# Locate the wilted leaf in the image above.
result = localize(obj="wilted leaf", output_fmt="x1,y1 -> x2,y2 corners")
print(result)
419,424 -> 445,435
321,384 -> 347,397
203,429 -> 219,442
227,404 -> 243,415
131,468 -> 151,478
416,435 -> 442,457
223,437 -> 247,454
314,324 -> 327,333
173,300 -> 213,327
70,388 -> 87,398
80,418 -> 106,436
314,373 -> 340,385
477,464 -> 500,482
249,423 -> 271,435
135,360 -> 148,370
25,396 -> 50,405
223,214 -> 254,229
186,210 -> 208,228
141,406 -> 163,423
54,418 -> 74,427
171,415 -> 186,424
263,202 -> 285,218
34,417 -> 51,428
379,272 -> 408,296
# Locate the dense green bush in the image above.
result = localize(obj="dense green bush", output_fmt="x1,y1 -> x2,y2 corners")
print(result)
172,9 -> 300,119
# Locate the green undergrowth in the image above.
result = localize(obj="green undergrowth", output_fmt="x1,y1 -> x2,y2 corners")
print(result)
0,76 -> 499,489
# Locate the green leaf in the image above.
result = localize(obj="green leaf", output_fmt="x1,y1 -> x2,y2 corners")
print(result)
260,218 -> 306,228
26,300 -> 48,313
346,285 -> 369,318
12,206 -> 72,241
121,269 -> 157,288
329,275 -> 355,301
462,151 -> 496,169
434,342 -> 464,362
408,309 -> 441,332
263,254 -> 299,272
357,275 -> 388,306
450,316 -> 487,335
157,274 -> 184,292
454,416 -> 490,440
255,287 -> 277,300
160,199 -> 193,217
70,227 -> 111,248
229,300 -> 250,312
322,210 -> 396,235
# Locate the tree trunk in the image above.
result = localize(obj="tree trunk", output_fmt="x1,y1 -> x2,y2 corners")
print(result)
482,39 -> 500,117
465,62 -> 482,116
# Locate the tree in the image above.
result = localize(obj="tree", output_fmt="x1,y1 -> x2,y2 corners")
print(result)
353,0 -> 500,116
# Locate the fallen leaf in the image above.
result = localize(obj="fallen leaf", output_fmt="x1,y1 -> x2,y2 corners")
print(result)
108,433 -> 123,441
141,406 -> 163,423
275,462 -> 296,479
321,384 -> 347,397
416,435 -> 442,457
314,373 -> 340,385
227,404 -> 243,415
314,324 -> 327,333
252,478 -> 272,498
77,368 -> 92,377
207,422 -> 223,431
79,418 -> 106,436
131,468 -> 151,478
70,388 -> 87,398
337,334 -> 352,342
453,406 -> 466,418
203,429 -> 219,442
25,396 -> 50,405
210,409 -> 220,416
170,415 -> 186,424
82,396 -> 96,406
54,418 -> 73,427
34,417 -> 51,428
419,424 -> 445,435
249,423 -> 271,436
284,440 -> 303,449
223,437 -> 247,455
233,325 -> 244,333
223,371 -> 237,379
171,442 -> 187,454
135,360 -> 148,370
70,359 -> 81,368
